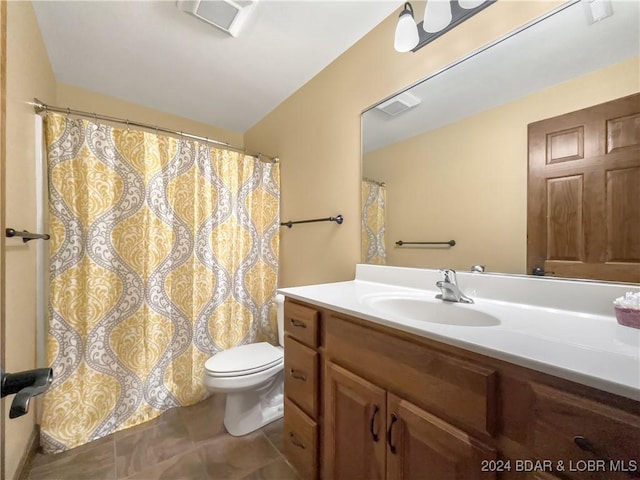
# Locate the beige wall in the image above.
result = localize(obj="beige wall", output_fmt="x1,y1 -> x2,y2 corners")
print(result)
364,58 -> 639,273
4,2 -> 56,479
245,1 -> 566,287
57,83 -> 244,148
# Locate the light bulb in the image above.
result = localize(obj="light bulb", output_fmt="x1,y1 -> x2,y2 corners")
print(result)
423,0 -> 452,33
458,0 -> 486,9
394,3 -> 419,52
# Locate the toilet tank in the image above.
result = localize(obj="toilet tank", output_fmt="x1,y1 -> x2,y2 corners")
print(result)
275,293 -> 285,347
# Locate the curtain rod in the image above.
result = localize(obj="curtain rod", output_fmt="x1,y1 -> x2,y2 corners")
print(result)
363,177 -> 386,187
31,98 -> 279,164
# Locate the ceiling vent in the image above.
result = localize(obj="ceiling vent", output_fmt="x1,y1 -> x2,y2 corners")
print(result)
177,0 -> 257,37
375,92 -> 421,117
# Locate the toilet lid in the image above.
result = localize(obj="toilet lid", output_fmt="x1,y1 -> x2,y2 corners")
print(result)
205,342 -> 283,377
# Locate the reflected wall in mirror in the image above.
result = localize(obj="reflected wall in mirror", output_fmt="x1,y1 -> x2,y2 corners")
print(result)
361,0 -> 639,281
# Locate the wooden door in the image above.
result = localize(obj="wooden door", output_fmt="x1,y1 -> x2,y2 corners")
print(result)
527,93 -> 640,282
323,362 -> 386,480
386,393 -> 496,480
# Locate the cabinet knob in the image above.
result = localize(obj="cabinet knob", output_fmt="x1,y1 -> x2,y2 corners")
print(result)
573,436 -> 596,454
289,432 -> 306,450
572,435 -> 632,475
289,368 -> 307,382
289,319 -> 307,329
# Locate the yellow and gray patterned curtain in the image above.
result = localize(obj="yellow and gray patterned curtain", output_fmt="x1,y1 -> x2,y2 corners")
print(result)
41,112 -> 280,453
361,179 -> 386,264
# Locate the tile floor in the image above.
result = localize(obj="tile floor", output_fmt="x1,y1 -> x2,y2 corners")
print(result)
26,395 -> 298,480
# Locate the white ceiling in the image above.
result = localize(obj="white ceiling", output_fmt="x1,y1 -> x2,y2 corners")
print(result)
33,0 -> 402,134
363,0 -> 640,153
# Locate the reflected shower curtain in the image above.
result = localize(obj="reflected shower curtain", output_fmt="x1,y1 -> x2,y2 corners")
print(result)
361,180 -> 386,264
41,112 -> 280,453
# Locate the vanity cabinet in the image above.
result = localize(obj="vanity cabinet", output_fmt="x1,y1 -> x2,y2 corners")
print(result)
282,298 -> 640,480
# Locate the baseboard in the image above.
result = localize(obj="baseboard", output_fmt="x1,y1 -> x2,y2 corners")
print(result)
15,426 -> 39,480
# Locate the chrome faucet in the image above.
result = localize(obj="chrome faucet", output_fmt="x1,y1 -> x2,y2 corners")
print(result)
436,269 -> 474,304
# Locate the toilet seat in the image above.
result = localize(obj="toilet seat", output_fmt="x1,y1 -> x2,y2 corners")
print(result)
205,342 -> 283,377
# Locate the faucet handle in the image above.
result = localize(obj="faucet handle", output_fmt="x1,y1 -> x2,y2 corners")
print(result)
439,268 -> 457,283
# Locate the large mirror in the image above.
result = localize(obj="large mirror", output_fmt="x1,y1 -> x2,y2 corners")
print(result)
361,0 -> 639,281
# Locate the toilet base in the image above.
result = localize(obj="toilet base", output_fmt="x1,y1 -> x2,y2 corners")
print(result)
223,371 -> 284,436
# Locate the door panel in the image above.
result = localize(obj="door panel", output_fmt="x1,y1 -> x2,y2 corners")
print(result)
606,167 -> 640,262
546,175 -> 583,261
546,126 -> 584,163
323,361 -> 386,480
528,93 -> 640,282
606,113 -> 639,153
386,393 -> 496,480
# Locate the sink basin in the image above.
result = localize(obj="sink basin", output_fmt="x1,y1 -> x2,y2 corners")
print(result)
362,293 -> 500,327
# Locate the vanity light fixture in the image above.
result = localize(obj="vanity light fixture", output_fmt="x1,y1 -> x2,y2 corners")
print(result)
394,0 -> 495,53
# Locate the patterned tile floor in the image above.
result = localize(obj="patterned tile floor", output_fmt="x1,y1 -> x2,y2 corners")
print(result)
26,395 -> 297,480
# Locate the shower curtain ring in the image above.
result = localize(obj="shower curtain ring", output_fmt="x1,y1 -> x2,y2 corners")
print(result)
65,107 -> 70,118
126,120 -> 130,131
155,126 -> 159,136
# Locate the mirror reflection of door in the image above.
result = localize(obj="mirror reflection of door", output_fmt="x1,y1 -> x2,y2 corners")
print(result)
527,93 -> 640,283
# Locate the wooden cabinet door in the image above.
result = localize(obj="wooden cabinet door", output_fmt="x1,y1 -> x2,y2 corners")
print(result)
527,93 -> 640,282
386,393 -> 496,480
324,362 -> 386,480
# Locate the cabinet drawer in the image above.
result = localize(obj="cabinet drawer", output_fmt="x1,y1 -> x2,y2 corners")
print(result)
284,301 -> 319,348
284,336 -> 319,419
284,397 -> 318,480
325,314 -> 497,437
528,383 -> 640,479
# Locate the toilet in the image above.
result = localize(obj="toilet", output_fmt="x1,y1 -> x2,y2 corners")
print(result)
203,295 -> 285,436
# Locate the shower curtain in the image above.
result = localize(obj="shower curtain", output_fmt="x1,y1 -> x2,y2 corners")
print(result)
40,112 -> 280,453
361,179 -> 387,264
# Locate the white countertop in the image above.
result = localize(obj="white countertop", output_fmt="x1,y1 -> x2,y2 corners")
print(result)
279,265 -> 640,401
